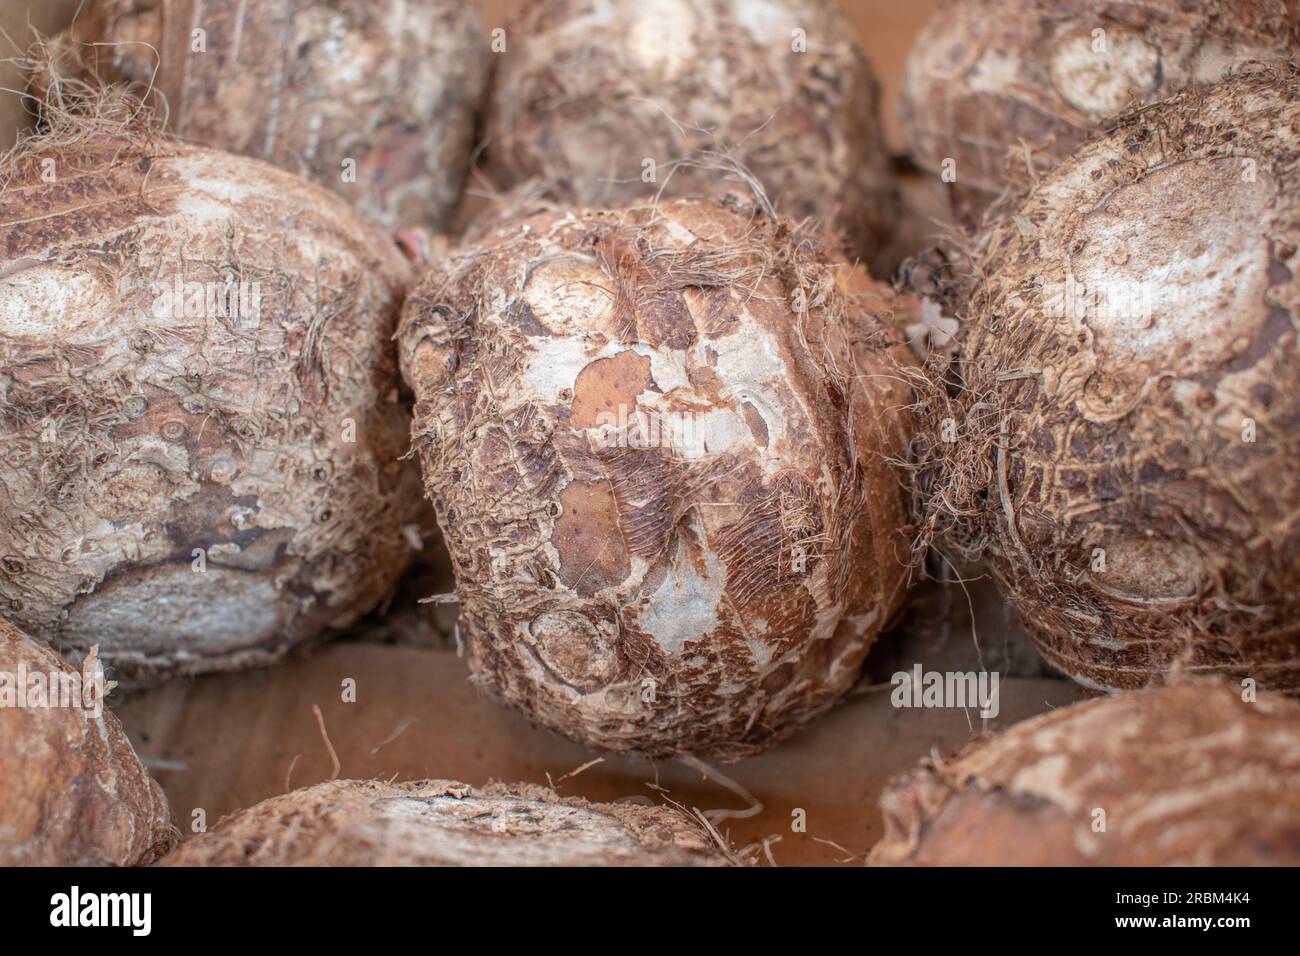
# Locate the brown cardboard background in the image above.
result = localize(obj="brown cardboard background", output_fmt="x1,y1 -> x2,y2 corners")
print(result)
0,0 -> 84,144
116,642 -> 1080,867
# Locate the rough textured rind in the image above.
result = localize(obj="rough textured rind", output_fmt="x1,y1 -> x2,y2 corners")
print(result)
483,0 -> 899,265
900,0 -> 1298,221
870,683 -> 1300,866
160,778 -> 730,866
399,196 -> 916,759
925,66 -> 1300,694
0,126 -> 422,681
45,0 -> 486,233
0,619 -> 175,866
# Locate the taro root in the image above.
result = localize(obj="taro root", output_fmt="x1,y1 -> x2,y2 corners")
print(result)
161,779 -> 731,866
923,65 -> 1300,693
0,619 -> 175,865
398,196 -> 916,759
900,0 -> 1298,221
482,0 -> 899,264
870,683 -> 1300,866
43,0 -> 486,232
0,116 -> 422,681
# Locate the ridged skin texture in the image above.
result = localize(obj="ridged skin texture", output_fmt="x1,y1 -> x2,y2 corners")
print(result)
900,0 -> 1298,218
399,197 -> 916,759
48,0 -> 486,232
870,684 -> 1300,865
483,0 -> 899,264
956,66 -> 1300,693
0,131 -> 421,680
161,778 -> 730,866
0,620 -> 175,865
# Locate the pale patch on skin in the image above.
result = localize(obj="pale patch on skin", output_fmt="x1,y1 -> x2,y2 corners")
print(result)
1048,28 -> 1159,117
1006,752 -> 1074,808
520,281 -> 804,467
626,0 -> 699,79
0,267 -> 106,339
523,338 -> 624,404
1066,160 -> 1270,378
730,0 -> 794,47
706,310 -> 802,459
1190,42 -> 1252,85
639,538 -> 727,656
172,155 -> 383,269
170,158 -> 261,207
805,601 -> 843,647
959,49 -> 1021,97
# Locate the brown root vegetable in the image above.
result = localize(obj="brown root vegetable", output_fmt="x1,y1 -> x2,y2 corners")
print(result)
923,65 -> 1300,693
869,683 -> 1300,866
398,196 -> 917,759
482,0 -> 899,264
0,619 -> 175,865
160,778 -> 731,866
43,0 -> 486,232
0,111 -> 421,681
900,0 -> 1298,221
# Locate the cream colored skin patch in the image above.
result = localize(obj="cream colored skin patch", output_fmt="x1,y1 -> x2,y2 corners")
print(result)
1048,27 -> 1160,117
1067,159 -> 1272,381
0,267 -> 106,339
639,534 -> 727,656
626,0 -> 699,78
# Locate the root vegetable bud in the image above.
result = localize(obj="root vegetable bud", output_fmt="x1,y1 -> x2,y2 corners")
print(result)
925,66 -> 1300,693
870,683 -> 1300,866
0,620 -> 175,866
160,779 -> 731,866
901,0 -> 1298,220
0,116 -> 422,681
483,0 -> 899,263
398,196 -> 917,759
43,0 -> 486,233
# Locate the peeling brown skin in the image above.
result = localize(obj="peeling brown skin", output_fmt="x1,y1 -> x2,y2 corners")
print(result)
482,0 -> 900,267
901,0 -> 1298,223
0,129 -> 423,681
870,684 -> 1300,866
44,0 -> 486,233
0,619 -> 176,866
160,778 -> 731,866
399,196 -> 917,759
946,66 -> 1300,693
